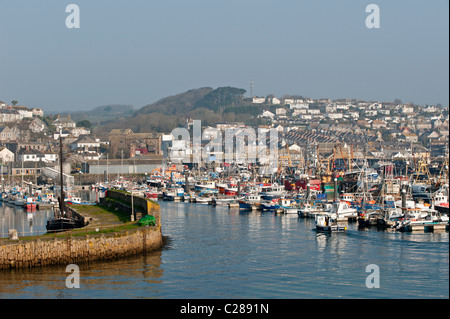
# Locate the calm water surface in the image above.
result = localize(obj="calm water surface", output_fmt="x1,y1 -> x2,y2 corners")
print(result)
0,201 -> 448,299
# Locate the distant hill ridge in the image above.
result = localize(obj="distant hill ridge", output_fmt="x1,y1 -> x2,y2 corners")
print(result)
89,104 -> 134,115
135,87 -> 214,115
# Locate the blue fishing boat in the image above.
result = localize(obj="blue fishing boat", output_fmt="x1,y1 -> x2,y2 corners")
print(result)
239,194 -> 261,210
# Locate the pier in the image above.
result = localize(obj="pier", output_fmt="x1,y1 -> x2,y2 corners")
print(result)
0,191 -> 163,270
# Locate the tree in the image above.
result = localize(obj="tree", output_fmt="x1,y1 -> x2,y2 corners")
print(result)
11,100 -> 18,106
76,119 -> 92,128
194,87 -> 246,113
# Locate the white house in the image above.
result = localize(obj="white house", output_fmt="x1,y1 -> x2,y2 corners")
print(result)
268,97 -> 281,105
69,127 -> 91,137
365,110 -> 378,117
289,103 -> 309,109
18,149 -> 57,163
31,108 -> 44,117
335,103 -> 350,110
261,110 -> 275,119
368,102 -> 383,109
70,136 -> 100,150
0,109 -> 21,122
0,147 -> 14,163
300,114 -> 313,120
423,105 -> 439,113
252,97 -> 266,104
378,109 -> 391,115
402,105 -> 415,114
348,111 -> 360,119
326,105 -> 337,113
327,112 -> 343,119
13,106 -> 33,119
53,116 -> 76,130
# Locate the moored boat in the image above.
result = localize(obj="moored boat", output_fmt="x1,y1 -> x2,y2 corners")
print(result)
238,194 -> 262,210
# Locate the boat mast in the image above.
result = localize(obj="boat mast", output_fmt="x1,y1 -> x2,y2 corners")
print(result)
59,132 -> 65,215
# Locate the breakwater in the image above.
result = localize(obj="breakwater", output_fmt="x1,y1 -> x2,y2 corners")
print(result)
100,189 -> 161,224
0,227 -> 162,269
0,190 -> 163,270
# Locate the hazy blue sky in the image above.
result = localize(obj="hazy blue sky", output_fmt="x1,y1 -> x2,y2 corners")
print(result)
0,0 -> 448,112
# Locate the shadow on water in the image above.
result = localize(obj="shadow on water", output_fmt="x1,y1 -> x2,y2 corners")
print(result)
0,247 -> 165,298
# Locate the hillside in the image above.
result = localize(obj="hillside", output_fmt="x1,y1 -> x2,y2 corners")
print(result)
93,86 -> 268,134
136,87 -> 214,115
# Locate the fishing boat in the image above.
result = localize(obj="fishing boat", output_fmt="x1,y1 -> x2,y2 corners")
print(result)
26,197 -> 37,210
315,214 -> 347,232
357,209 -> 383,227
260,198 -> 280,211
212,196 -> 243,206
238,194 -> 262,210
46,132 -> 86,233
395,209 -> 449,232
145,187 -> 161,199
196,192 -> 214,204
163,186 -> 184,200
14,195 -> 25,206
277,198 -> 300,214
259,184 -> 285,200
329,201 -> 358,219
297,202 -> 328,218
65,197 -> 95,205
433,186 -> 449,215
377,206 -> 404,228
194,181 -> 216,192
224,186 -> 239,196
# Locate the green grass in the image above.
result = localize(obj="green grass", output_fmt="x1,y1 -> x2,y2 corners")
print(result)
0,203 -> 147,243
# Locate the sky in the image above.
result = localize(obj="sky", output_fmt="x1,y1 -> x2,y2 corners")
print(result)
0,0 -> 448,113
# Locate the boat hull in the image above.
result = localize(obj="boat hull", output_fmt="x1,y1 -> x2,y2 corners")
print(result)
315,225 -> 347,232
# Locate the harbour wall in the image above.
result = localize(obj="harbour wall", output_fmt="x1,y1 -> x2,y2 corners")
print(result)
0,226 -> 162,269
100,189 -> 161,224
0,191 -> 163,270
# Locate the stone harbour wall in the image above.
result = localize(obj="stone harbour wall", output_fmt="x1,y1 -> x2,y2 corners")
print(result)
102,189 -> 161,225
0,226 -> 162,270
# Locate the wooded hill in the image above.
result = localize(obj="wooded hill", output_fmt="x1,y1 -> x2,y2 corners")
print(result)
94,86 -> 269,134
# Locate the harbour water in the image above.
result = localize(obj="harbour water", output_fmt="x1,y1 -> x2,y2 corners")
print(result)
0,201 -> 448,299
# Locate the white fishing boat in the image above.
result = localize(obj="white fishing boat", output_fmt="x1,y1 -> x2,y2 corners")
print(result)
196,193 -> 214,204
329,201 -> 358,219
315,214 -> 347,232
259,184 -> 285,200
277,198 -> 300,214
194,181 -> 216,192
396,209 -> 449,232
433,185 -> 449,215
297,202 -> 329,218
212,196 -> 243,206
